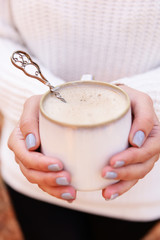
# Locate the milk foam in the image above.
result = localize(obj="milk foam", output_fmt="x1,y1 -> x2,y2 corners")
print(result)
42,83 -> 128,126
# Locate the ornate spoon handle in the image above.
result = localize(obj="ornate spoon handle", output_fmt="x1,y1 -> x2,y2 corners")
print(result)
11,50 -> 66,103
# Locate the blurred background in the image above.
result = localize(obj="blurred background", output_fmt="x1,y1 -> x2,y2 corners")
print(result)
0,112 -> 23,240
0,111 -> 159,240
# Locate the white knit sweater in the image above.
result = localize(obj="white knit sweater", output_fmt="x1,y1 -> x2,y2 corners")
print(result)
0,0 -> 160,221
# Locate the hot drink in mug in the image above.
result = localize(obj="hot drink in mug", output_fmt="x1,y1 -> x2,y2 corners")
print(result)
39,79 -> 131,191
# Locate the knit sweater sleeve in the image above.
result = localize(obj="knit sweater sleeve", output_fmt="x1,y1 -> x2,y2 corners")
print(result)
113,68 -> 160,120
0,0 -> 64,123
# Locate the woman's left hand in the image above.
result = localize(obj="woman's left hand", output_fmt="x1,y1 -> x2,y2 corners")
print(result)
102,85 -> 160,200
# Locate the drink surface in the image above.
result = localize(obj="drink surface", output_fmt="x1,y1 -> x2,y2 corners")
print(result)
42,82 -> 128,126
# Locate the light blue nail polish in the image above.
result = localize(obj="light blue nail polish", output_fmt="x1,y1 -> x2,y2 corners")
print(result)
114,161 -> 125,168
61,193 -> 74,200
133,130 -> 145,147
105,193 -> 119,201
56,177 -> 69,186
105,172 -> 118,179
110,193 -> 119,200
48,164 -> 61,171
26,133 -> 36,149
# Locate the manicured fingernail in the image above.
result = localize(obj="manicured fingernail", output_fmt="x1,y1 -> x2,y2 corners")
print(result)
104,172 -> 118,179
133,130 -> 145,147
56,177 -> 69,186
114,161 -> 125,168
61,193 -> 74,200
110,193 -> 119,200
48,164 -> 62,171
26,133 -> 36,149
106,193 -> 119,200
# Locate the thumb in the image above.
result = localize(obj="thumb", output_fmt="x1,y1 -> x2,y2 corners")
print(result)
128,91 -> 154,148
20,95 -> 42,150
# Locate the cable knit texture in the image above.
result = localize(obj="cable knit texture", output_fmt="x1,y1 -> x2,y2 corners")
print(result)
0,0 -> 160,221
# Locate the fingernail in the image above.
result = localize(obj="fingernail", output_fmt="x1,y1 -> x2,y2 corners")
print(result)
133,130 -> 145,147
48,164 -> 62,172
110,193 -> 119,200
104,172 -> 118,179
61,193 -> 74,200
106,193 -> 119,201
56,177 -> 69,186
114,161 -> 125,168
26,133 -> 36,149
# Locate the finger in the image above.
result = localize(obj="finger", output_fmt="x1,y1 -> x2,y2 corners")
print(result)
102,179 -> 138,200
39,185 -> 76,201
103,155 -> 158,181
8,126 -> 63,172
20,95 -> 42,150
15,156 -> 20,165
18,161 -> 71,187
109,121 -> 160,167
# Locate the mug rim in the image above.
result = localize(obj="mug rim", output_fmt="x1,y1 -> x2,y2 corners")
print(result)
40,81 -> 131,129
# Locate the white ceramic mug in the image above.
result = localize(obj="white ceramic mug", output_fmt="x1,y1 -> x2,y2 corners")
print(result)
39,77 -> 131,191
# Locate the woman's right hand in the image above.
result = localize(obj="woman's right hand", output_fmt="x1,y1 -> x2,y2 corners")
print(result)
8,95 -> 76,202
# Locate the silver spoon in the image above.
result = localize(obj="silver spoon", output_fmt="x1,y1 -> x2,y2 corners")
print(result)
11,50 -> 66,103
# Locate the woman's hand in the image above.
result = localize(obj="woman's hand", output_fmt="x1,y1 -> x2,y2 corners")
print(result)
8,95 -> 76,202
102,85 -> 160,200
8,87 -> 160,202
